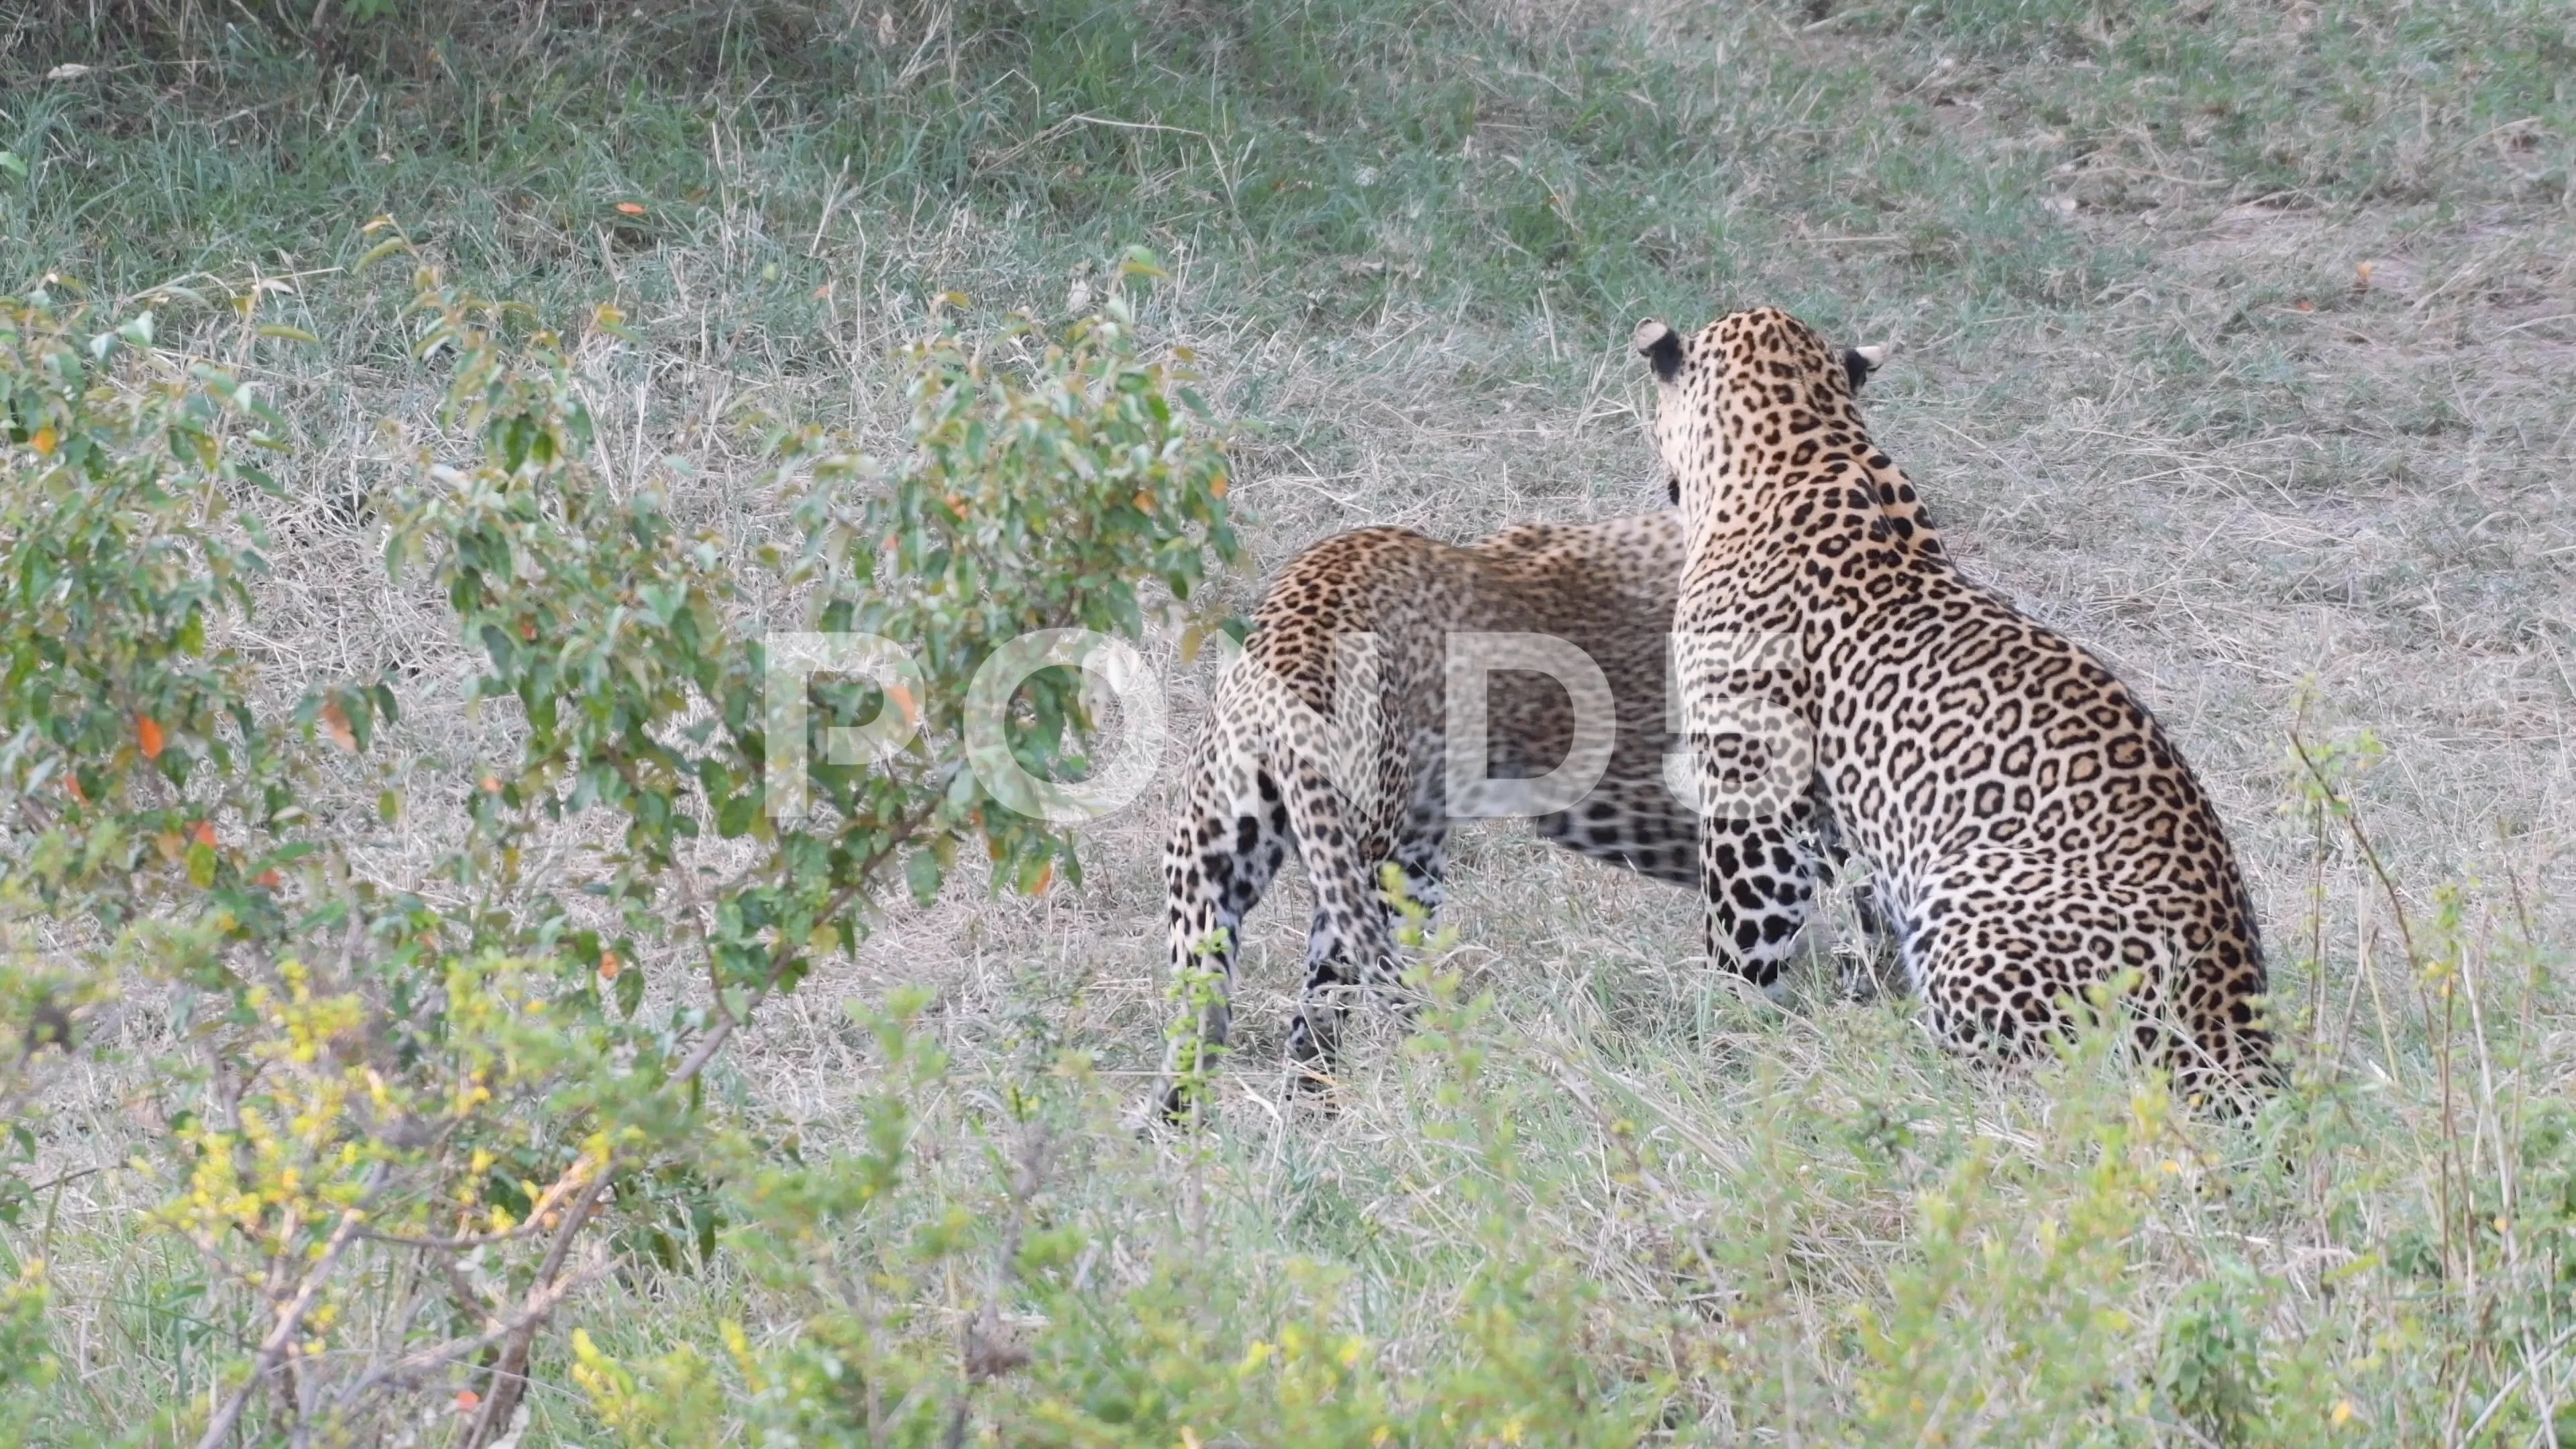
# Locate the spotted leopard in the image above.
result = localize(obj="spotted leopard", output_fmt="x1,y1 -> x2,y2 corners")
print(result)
1635,306 -> 2273,1099
1157,511 -> 1709,1116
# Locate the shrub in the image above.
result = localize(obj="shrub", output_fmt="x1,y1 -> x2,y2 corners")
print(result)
0,242 -> 1234,1443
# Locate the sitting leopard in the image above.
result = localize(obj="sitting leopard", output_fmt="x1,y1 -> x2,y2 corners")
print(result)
1633,305 -> 2273,1102
1158,511 -> 1710,1117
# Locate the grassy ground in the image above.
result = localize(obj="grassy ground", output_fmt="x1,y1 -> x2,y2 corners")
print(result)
9,0 -> 2576,1441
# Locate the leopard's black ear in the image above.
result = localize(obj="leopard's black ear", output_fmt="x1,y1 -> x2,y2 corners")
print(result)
1843,343 -> 1889,394
1633,319 -> 1683,382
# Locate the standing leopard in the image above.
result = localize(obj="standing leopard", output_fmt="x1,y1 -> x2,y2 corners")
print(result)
1158,511 -> 1707,1116
1634,306 -> 2273,1101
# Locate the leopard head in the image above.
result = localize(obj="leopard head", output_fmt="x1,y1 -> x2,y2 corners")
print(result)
1635,308 -> 1885,523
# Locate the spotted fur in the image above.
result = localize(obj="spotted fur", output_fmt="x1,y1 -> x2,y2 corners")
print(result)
1638,306 -> 2273,1099
1158,513 -> 1705,1116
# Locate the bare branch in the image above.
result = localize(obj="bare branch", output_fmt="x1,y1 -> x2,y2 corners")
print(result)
194,1161 -> 390,1449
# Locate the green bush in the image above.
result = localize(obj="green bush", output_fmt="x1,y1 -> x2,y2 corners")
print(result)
0,242 -> 1236,1444
559,954 -> 1668,1447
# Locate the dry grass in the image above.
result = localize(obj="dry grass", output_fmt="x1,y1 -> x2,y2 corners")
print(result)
10,0 -> 2576,1440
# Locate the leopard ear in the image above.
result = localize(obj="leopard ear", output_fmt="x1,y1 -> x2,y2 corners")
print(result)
1843,342 -> 1890,393
1633,319 -> 1682,382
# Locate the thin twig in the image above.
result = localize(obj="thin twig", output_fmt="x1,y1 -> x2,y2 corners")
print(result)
338,1254 -> 614,1409
2463,1320 -> 2576,1445
975,113 -> 1214,174
194,1162 -> 388,1449
357,1158 -> 594,1251
457,1167 -> 614,1447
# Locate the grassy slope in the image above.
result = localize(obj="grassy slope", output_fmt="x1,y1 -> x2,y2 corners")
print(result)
9,0 -> 2576,1440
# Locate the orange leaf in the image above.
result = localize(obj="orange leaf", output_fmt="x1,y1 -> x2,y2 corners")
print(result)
480,774 -> 503,794
598,951 -> 621,981
521,620 -> 536,641
191,820 -> 217,848
614,201 -> 647,215
1208,474 -> 1228,499
64,773 -> 85,804
321,698 -> 357,751
1031,861 -> 1055,896
2293,299 -> 2314,313
136,714 -> 165,761
255,869 -> 282,889
454,1389 -> 480,1414
30,425 -> 56,457
1133,490 -> 1155,513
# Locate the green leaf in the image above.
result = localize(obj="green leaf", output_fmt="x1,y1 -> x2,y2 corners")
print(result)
904,851 -> 945,907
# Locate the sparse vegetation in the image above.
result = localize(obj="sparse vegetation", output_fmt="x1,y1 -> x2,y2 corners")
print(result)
3,0 -> 2571,1443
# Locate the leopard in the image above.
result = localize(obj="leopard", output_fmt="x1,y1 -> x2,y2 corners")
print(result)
1631,304 -> 2275,1103
1156,509 -> 1707,1118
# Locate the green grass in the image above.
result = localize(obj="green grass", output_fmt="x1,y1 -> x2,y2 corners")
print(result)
9,0 -> 2576,1442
